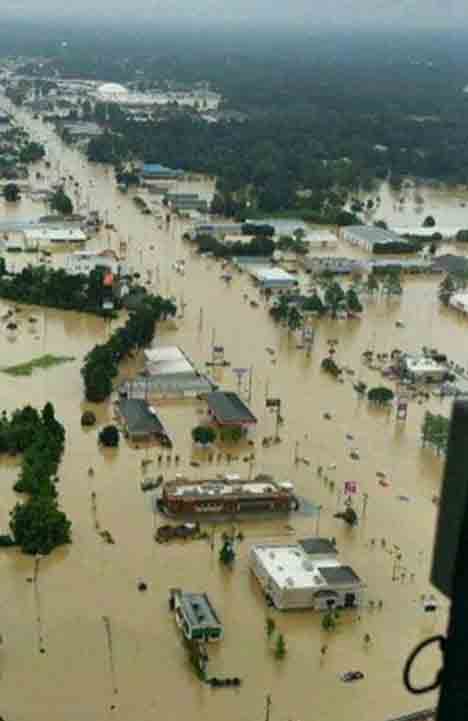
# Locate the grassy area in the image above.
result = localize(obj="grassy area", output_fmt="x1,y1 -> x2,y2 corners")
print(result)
2,354 -> 75,377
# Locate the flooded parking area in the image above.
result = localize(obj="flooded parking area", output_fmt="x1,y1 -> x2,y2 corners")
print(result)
0,101 -> 463,720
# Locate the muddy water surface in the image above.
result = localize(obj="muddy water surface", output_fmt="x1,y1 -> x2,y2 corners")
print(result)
0,102 -> 463,721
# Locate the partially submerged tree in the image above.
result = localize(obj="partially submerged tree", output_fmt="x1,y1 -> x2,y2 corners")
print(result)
10,495 -> 71,555
192,425 -> 217,446
50,189 -> 73,216
99,425 -> 120,448
367,386 -> 394,405
3,182 -> 21,202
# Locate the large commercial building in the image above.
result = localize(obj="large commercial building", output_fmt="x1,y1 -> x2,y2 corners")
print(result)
249,266 -> 298,291
342,225 -> 408,252
249,540 -> 364,611
64,250 -> 122,276
121,345 -> 214,399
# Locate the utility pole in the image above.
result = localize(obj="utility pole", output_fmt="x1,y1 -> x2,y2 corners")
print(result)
315,505 -> 322,536
361,492 -> 369,519
294,440 -> 300,465
211,328 -> 216,363
265,694 -> 272,721
248,365 -> 253,403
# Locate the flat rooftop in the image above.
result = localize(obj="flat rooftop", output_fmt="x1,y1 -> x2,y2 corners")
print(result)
144,345 -> 194,375
178,592 -> 221,628
345,225 -> 406,245
404,355 -> 446,373
298,538 -> 338,556
251,544 -> 362,591
204,391 -> 257,425
165,478 -> 292,499
250,266 -> 296,283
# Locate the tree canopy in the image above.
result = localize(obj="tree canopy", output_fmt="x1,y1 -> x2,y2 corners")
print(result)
50,189 -> 74,216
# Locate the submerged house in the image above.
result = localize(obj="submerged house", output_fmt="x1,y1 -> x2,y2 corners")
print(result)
203,391 -> 257,435
169,588 -> 223,642
118,398 -> 171,444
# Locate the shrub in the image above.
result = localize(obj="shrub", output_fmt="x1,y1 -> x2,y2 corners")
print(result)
81,411 -> 97,427
192,425 -> 217,445
99,425 -> 120,448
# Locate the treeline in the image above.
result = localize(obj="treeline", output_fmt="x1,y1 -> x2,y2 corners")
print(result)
193,233 -> 275,259
0,404 -> 71,555
0,266 -> 114,316
82,294 -> 176,402
373,241 -> 420,255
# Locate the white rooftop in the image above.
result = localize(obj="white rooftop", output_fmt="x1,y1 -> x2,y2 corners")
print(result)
168,480 -> 287,498
24,227 -> 87,242
405,356 -> 446,373
250,266 -> 295,283
304,230 -> 338,243
450,292 -> 468,311
144,345 -> 194,375
251,544 -> 349,591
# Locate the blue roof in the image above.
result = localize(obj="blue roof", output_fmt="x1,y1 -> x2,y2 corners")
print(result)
143,163 -> 183,175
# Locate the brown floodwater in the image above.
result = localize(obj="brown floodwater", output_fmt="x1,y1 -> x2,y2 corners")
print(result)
0,100 -> 464,721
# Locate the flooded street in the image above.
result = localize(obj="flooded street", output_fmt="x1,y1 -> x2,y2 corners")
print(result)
0,103 -> 463,721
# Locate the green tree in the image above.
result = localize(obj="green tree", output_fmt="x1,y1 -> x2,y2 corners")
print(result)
382,270 -> 402,296
3,182 -> 20,202
423,215 -> 436,228
321,357 -> 341,377
345,288 -> 363,313
19,141 -> 45,164
322,610 -> 338,632
438,274 -> 461,306
192,425 -> 217,445
275,633 -> 287,659
303,292 -> 324,314
367,386 -> 394,405
366,272 -> 379,295
324,282 -> 345,317
219,538 -> 236,565
421,411 -> 449,455
10,496 -> 71,555
266,617 -> 276,638
456,230 -> 468,243
99,425 -> 120,448
287,306 -> 303,332
50,189 -> 74,216
269,295 -> 290,323
0,257 -> 6,277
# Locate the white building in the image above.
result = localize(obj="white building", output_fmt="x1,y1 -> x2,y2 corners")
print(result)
249,541 -> 364,611
449,291 -> 468,315
23,226 -> 87,248
303,229 -> 338,249
249,266 -> 297,291
401,354 -> 448,383
64,250 -> 121,276
393,226 -> 462,240
144,345 -> 195,376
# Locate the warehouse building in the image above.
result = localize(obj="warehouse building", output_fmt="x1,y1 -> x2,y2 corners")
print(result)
342,225 -> 408,252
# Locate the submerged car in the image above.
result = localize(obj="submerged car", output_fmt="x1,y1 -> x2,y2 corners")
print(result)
340,671 -> 365,683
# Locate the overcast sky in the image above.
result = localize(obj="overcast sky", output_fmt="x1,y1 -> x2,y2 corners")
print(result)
3,0 -> 468,29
